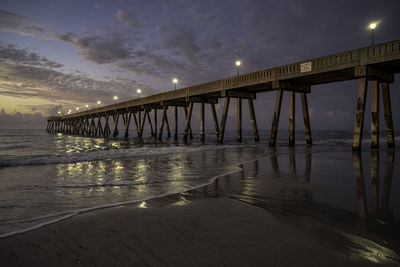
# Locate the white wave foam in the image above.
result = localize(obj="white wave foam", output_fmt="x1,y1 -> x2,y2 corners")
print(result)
0,144 -> 248,167
0,163 -> 246,239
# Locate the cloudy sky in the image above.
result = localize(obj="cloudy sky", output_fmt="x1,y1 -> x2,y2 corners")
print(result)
0,0 -> 399,130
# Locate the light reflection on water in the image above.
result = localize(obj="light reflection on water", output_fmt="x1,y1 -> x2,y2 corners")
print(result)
0,128 -> 399,263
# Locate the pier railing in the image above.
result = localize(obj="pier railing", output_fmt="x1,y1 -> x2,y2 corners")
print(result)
47,39 -> 400,150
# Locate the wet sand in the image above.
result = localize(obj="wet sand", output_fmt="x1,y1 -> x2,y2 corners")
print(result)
0,195 -> 398,266
1,147 -> 399,266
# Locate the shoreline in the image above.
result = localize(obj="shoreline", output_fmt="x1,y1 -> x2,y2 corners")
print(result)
0,196 -> 384,266
1,147 -> 399,266
1,183 -> 399,266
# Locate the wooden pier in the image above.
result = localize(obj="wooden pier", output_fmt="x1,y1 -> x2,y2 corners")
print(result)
46,40 -> 400,150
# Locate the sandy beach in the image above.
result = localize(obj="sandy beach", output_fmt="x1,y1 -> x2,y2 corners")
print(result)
1,192 -> 399,267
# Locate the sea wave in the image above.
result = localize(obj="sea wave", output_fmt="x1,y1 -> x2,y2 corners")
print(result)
0,144 -> 249,167
0,163 -> 246,239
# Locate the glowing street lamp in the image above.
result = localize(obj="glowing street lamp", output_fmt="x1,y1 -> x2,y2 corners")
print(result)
235,60 -> 241,76
114,96 -> 118,104
137,88 -> 142,98
369,22 -> 378,46
172,78 -> 178,90
58,111 -> 61,115
85,104 -> 89,110
68,109 -> 72,114
76,107 -> 79,111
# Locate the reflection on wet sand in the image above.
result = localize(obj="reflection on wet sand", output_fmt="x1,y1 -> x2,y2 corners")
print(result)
191,148 -> 398,264
353,151 -> 395,221
195,148 -> 397,237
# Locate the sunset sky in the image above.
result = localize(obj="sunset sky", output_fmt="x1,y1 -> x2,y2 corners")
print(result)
1,0 -> 399,130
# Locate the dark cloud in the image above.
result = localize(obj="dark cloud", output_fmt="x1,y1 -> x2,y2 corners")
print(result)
0,46 -> 158,107
0,9 -> 48,38
55,32 -> 76,42
0,44 -> 63,68
117,50 -> 188,80
162,25 -> 201,63
56,33 -> 130,64
0,61 -> 151,102
116,9 -> 138,28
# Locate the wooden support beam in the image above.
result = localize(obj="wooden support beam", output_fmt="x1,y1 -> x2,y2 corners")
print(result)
153,109 -> 157,138
237,98 -> 242,142
289,91 -> 295,146
132,112 -> 139,136
164,108 -> 171,138
248,99 -> 259,142
174,106 -> 178,140
218,97 -> 230,143
124,112 -> 131,138
210,103 -> 220,138
138,111 -> 142,135
139,110 -> 147,137
96,116 -> 103,136
352,78 -> 368,151
104,114 -> 111,137
189,97 -> 218,104
146,110 -> 154,137
164,100 -> 187,107
82,118 -> 87,135
381,82 -> 395,148
158,106 -> 167,140
301,93 -> 312,145
272,80 -> 310,93
354,66 -> 394,83
75,119 -> 80,134
269,90 -> 283,147
184,102 -> 194,142
113,113 -> 120,137
222,90 -> 256,99
200,102 -> 205,141
89,117 -> 95,135
371,80 -> 380,149
184,106 -> 193,139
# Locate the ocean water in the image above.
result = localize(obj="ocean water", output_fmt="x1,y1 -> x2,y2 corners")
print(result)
0,128 -> 399,243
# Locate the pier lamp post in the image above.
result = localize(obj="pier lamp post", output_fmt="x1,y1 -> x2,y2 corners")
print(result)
114,96 -> 118,104
85,104 -> 89,110
369,22 -> 377,46
97,101 -> 101,111
137,88 -> 142,98
68,109 -> 72,114
76,107 -> 79,112
172,78 -> 178,90
235,60 -> 241,76
58,111 -> 61,116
